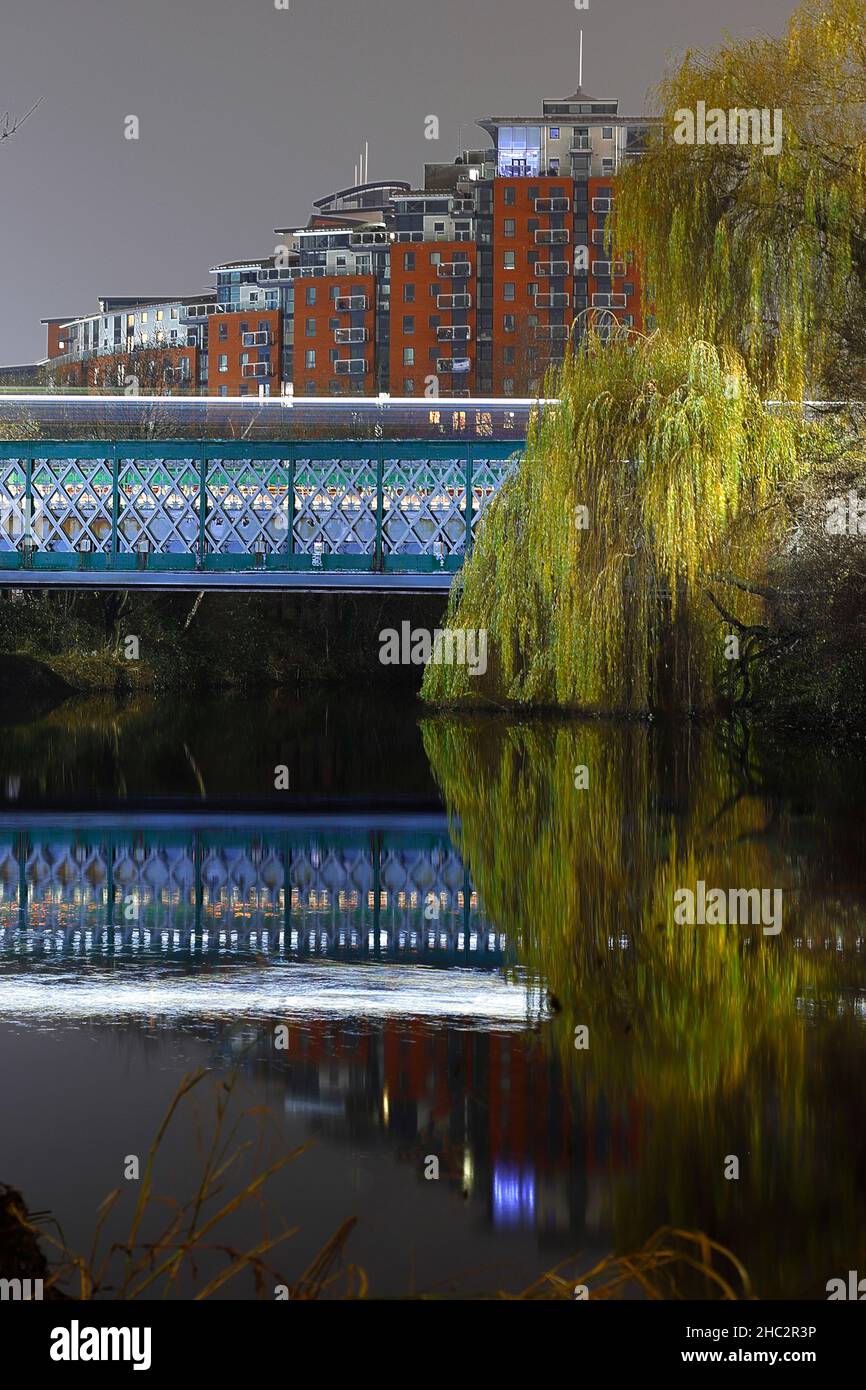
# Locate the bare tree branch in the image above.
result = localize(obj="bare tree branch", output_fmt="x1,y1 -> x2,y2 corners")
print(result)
1,96 -> 44,144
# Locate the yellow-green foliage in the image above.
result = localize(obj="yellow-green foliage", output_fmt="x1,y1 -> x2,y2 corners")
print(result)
421,715 -> 866,1288
422,335 -> 806,712
612,0 -> 866,399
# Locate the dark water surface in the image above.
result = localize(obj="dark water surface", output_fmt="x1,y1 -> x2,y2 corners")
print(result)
0,692 -> 864,1298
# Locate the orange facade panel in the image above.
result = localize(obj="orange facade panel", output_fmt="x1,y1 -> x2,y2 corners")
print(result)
207,308 -> 281,396
294,274 -> 375,396
492,176 -> 574,394
389,242 -> 476,397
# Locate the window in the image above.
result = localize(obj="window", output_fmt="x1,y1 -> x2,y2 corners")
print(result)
329,317 -> 339,331
528,185 -> 539,200
602,158 -> 614,173
141,312 -> 148,323
305,349 -> 316,368
218,354 -> 228,372
403,284 -> 416,303
403,251 -> 416,270
330,285 -> 340,301
527,283 -> 538,298
330,348 -> 339,362
429,316 -> 440,329
218,324 -> 228,340
171,307 -> 178,319
240,352 -> 250,366
503,283 -> 516,301
503,347 -> 515,365
218,385 -> 229,397
549,158 -> 560,173
503,314 -> 515,332
402,315 -> 415,334
156,310 -> 164,321
503,186 -> 516,206
403,378 -> 414,393
305,319 -> 316,336
549,127 -> 560,140
503,377 -> 515,394
528,219 -> 539,233
503,251 -> 516,269
434,222 -> 445,232
429,252 -> 441,266
503,218 -> 516,238
602,127 -> 613,140
305,287 -> 317,306
624,282 -> 634,297
403,347 -> 415,366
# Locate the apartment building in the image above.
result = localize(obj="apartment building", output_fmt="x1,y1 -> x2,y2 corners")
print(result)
33,79 -> 655,399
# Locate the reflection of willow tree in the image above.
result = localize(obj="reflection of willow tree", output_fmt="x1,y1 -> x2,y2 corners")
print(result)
422,715 -> 866,1294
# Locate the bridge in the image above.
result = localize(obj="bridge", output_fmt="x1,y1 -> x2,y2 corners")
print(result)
0,398 -> 531,590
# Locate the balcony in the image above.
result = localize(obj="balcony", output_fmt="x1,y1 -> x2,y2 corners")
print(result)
531,325 -> 569,341
535,229 -> 570,245
335,295 -> 368,311
437,292 -> 472,309
242,330 -> 270,347
437,325 -> 472,343
451,198 -> 475,213
335,358 -> 368,375
591,261 -> 611,277
536,292 -> 570,309
349,231 -> 389,246
436,261 -> 472,278
535,197 -> 570,212
592,196 -> 612,213
334,327 -> 368,344
436,356 -> 472,373
536,260 -> 570,277
242,362 -> 272,379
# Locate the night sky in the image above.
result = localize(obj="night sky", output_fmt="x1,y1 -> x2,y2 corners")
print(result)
1,0 -> 798,363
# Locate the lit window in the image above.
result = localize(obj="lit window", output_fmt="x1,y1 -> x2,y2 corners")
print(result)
218,354 -> 228,372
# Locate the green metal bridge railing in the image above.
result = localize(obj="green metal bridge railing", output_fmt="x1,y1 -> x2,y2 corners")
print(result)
0,439 -> 519,575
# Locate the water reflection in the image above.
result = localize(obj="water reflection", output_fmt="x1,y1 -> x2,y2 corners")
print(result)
1,698 -> 865,1296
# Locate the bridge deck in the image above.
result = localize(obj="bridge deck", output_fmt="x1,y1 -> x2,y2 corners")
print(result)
0,568 -> 454,592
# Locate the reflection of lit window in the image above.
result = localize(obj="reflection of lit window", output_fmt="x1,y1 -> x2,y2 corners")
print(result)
492,1163 -> 536,1227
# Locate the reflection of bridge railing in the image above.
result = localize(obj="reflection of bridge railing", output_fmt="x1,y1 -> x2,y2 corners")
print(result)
0,828 -> 504,966
0,440 -> 519,575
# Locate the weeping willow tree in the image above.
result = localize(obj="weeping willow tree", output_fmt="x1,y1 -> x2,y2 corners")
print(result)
612,0 -> 866,399
423,335 -> 817,712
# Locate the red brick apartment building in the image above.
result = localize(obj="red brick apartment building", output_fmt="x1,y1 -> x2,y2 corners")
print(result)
23,80 -> 656,400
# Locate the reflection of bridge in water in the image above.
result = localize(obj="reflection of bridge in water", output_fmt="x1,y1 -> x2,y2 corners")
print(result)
0,400 -> 533,590
0,820 -> 506,968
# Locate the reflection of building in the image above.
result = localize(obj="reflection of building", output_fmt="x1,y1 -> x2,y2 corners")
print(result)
24,75 -> 656,399
223,1015 -> 644,1248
